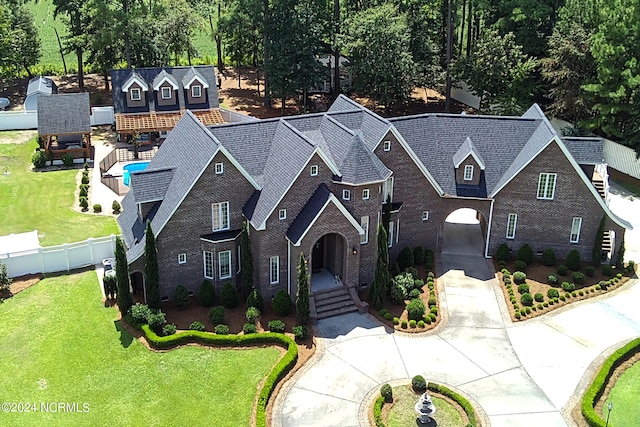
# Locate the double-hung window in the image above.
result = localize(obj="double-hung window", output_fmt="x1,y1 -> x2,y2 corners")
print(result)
506,213 -> 517,239
192,85 -> 202,98
270,256 -> 279,284
130,88 -> 141,101
219,250 -> 232,279
570,217 -> 582,243
537,173 -> 557,200
388,221 -> 394,247
212,202 -> 230,231
203,251 -> 214,279
464,165 -> 474,181
161,87 -> 171,99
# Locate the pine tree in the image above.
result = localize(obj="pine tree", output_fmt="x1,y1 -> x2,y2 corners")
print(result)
241,221 -> 254,297
296,252 -> 310,326
592,216 -> 605,266
369,224 -> 390,310
115,236 -> 133,315
144,221 -> 160,309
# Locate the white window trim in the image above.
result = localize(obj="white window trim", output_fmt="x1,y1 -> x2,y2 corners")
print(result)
464,165 -> 474,181
537,173 -> 557,200
161,87 -> 172,99
218,250 -> 232,279
130,88 -> 141,101
191,85 -> 202,98
270,256 -> 279,284
396,220 -> 400,243
203,251 -> 214,279
212,202 -> 230,232
343,189 -> 351,201
388,221 -> 394,248
383,176 -> 394,202
422,211 -> 429,221
360,216 -> 369,244
570,217 -> 582,243
237,246 -> 241,273
215,162 -> 224,174
178,253 -> 187,264
506,213 -> 518,239
383,140 -> 391,151
362,189 -> 370,200
310,165 -> 318,176
279,209 -> 287,220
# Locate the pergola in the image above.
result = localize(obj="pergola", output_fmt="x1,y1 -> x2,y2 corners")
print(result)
115,109 -> 225,137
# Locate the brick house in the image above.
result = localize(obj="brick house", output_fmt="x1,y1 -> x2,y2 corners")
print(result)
117,95 -> 631,317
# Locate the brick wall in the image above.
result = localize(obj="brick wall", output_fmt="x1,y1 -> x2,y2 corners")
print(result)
455,155 -> 482,186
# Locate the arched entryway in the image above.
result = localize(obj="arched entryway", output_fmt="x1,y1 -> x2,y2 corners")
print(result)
310,233 -> 347,292
442,208 -> 487,256
129,271 -> 145,301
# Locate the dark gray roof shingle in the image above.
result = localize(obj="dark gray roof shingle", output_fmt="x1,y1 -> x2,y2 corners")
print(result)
37,93 -> 91,135
287,183 -> 332,243
130,167 -> 175,203
562,137 -> 604,165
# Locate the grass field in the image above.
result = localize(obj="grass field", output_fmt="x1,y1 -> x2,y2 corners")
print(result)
0,138 -> 119,246
606,362 -> 640,427
386,385 -> 465,427
0,271 -> 281,427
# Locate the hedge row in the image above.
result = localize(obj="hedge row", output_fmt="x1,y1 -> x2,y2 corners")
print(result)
140,325 -> 298,427
581,337 -> 640,427
373,396 -> 385,427
427,382 -> 478,427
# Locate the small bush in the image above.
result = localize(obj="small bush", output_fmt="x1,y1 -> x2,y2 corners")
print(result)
513,271 -> 527,284
534,293 -> 544,302
378,309 -> 389,317
390,282 -> 408,304
566,250 -> 581,271
112,200 -> 121,214
79,197 -> 88,209
521,293 -> 533,306
243,323 -> 257,334
413,279 -> 424,290
496,243 -> 510,262
198,280 -> 216,307
401,320 -> 408,329
389,262 -> 401,278
189,321 -> 206,331
81,174 -> 90,184
542,248 -> 556,266
537,303 -> 544,310
517,243 -> 534,265
247,288 -> 265,311
246,306 -> 261,324
384,312 -> 393,321
220,282 -> 239,308
417,320 -> 425,328
579,290 -> 584,296
497,260 -> 507,270
409,319 -> 417,328
514,260 -> 527,272
208,305 -> 225,325
515,311 -> 521,320
430,306 -> 438,315
32,150 -> 47,168
427,296 -> 436,307
602,265 -> 614,277
584,265 -> 595,277
572,271 -> 585,285
214,324 -> 229,335
407,298 -> 426,321
412,375 -> 427,392
172,284 -> 190,308
571,291 -> 577,297
427,271 -> 435,279
162,323 -> 177,336
405,267 -> 419,280
397,247 -> 415,270
62,153 -> 74,166
147,310 -> 166,334
424,316 -> 432,325
79,186 -> 88,197
557,264 -> 568,276
560,295 -> 565,301
408,288 -> 420,299
130,303 -> 152,324
561,282 -> 575,292
292,325 -> 308,340
428,313 -> 436,322
413,246 -> 425,266
504,277 -> 512,285
93,204 -> 102,213
268,319 -> 285,333
547,274 -> 558,285
525,306 -> 532,315
393,317 -> 399,325
547,288 -> 559,299
517,283 -> 530,294
272,289 -> 292,316
381,383 -> 393,403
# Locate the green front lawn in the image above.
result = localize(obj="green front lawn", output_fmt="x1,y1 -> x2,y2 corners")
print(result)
0,271 -> 281,426
0,139 -> 119,246
607,361 -> 640,427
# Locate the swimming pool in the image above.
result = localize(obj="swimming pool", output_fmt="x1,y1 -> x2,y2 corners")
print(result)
123,161 -> 150,186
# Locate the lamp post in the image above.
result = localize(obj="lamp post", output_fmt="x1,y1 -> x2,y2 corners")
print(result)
605,401 -> 613,427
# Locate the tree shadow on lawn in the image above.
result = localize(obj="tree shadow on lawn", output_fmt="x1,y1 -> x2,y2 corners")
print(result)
114,320 -> 133,348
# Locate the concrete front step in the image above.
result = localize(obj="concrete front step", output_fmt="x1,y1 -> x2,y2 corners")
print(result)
317,305 -> 359,319
316,299 -> 355,314
311,285 -> 363,320
315,293 -> 352,307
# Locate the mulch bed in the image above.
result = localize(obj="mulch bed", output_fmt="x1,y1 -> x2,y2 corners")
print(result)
0,273 -> 43,300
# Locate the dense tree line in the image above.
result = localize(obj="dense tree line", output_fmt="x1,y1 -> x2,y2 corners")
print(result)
2,0 -> 639,151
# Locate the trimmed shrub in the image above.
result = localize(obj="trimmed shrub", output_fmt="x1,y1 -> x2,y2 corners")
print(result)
602,265 -> 614,277
162,323 -> 177,336
427,271 -> 435,279
401,320 -> 408,329
542,248 -> 556,266
247,288 -> 265,311
383,312 -> 393,321
62,153 -> 74,166
112,200 -> 121,214
373,396 -> 384,427
537,303 -> 544,310
173,284 -> 190,308
397,247 -> 414,270
272,289 -> 292,316
496,243 -> 510,262
32,150 -> 47,168
409,319 -> 417,328
561,282 -> 575,292
584,265 -> 595,277
424,316 -> 432,325
417,320 -> 425,328
428,296 -> 436,307
389,262 -> 401,278
547,288 -> 559,299
378,309 -> 389,317
521,293 -> 534,306
93,204 -> 102,213
79,186 -> 88,197
413,278 -> 424,291
380,383 -> 393,403
292,325 -> 308,340
243,323 -> 257,334
428,313 -> 436,322
189,321 -> 206,331
407,298 -> 426,321
214,324 -> 230,335
208,305 -> 225,325
246,306 -> 261,324
412,375 -> 427,392
130,303 -> 152,324
393,317 -> 399,325
430,306 -> 438,315
79,197 -> 88,209
517,243 -> 534,265
220,282 -> 239,308
557,264 -> 568,276
517,283 -> 530,294
268,319 -> 285,333
390,281 -> 408,304
572,271 -> 585,285
198,280 -> 216,307
514,260 -> 527,272
405,266 -> 419,280
147,310 -> 166,334
525,306 -> 531,315
579,290 -> 584,296
571,291 -> 577,297
515,311 -> 521,320
413,246 -> 425,266
497,260 -> 507,270
566,250 -> 581,271
81,174 -> 90,185
534,293 -> 544,302
513,271 -> 527,284
547,274 -> 558,285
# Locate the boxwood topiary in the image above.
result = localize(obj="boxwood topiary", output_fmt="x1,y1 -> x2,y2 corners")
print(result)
32,150 -> 47,168
542,248 -> 556,266
534,293 -> 544,302
198,280 -> 216,307
292,325 -> 308,340
173,284 -> 190,308
220,282 -> 239,308
584,265 -> 595,277
547,274 -> 558,285
521,293 -> 534,306
397,247 -> 415,270
602,265 -> 614,277
428,313 -> 436,322
496,243 -> 510,262
243,323 -> 257,334
517,283 -> 529,294
517,243 -> 534,265
408,288 -> 420,299
409,319 -> 417,328
247,288 -> 265,311
401,320 -> 408,329
547,288 -> 559,299
214,324 -> 230,335
407,298 -> 426,321
557,264 -> 568,276
561,281 -> 575,292
93,204 -> 102,213
189,321 -> 206,331
208,305 -> 225,325
513,271 -> 527,284
566,250 -> 581,271
427,296 -> 436,307
246,306 -> 260,324
271,289 -> 292,316
412,375 -> 427,392
268,319 -> 285,333
413,246 -> 425,266
514,260 -> 527,272
381,383 -> 393,403
384,312 -> 393,321
162,323 -> 177,336
572,271 -> 585,285
418,320 -> 425,328
130,303 -> 152,324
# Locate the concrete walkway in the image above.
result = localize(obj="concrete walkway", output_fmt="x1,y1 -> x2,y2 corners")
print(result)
275,260 -> 640,427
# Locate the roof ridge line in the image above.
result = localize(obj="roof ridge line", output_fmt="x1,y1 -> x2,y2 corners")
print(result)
279,119 -> 316,148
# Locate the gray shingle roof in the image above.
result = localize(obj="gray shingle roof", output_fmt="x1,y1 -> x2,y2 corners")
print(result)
130,167 -> 175,203
152,70 -> 179,90
182,67 -> 210,88
562,137 -> 604,165
603,138 -> 640,179
327,94 -> 363,112
287,183 -> 332,243
37,93 -> 91,135
452,136 -> 485,169
340,134 -> 392,185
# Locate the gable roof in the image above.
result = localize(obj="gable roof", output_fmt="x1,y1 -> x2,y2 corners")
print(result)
37,93 -> 91,135
122,70 -> 148,92
152,70 -> 179,91
562,137 -> 604,165
130,167 -> 175,203
182,67 -> 210,89
453,136 -> 486,169
603,138 -> 640,179
27,76 -> 57,96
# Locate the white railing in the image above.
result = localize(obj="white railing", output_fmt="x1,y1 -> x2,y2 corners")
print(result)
0,235 -> 119,278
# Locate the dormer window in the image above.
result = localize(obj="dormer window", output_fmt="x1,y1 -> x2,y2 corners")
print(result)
464,165 -> 474,181
192,86 -> 202,98
130,88 -> 141,101
161,87 -> 171,99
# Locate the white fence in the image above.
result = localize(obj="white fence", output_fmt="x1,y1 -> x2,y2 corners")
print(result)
0,106 -> 115,130
0,235 -> 119,278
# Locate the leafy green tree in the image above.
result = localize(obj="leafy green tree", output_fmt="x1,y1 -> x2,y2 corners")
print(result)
369,224 -> 390,310
84,0 -> 123,90
240,221 -> 254,296
144,221 -> 160,309
6,4 -> 41,78
345,3 -> 416,114
296,252 -> 310,325
53,0 -> 88,91
115,236 -> 133,315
